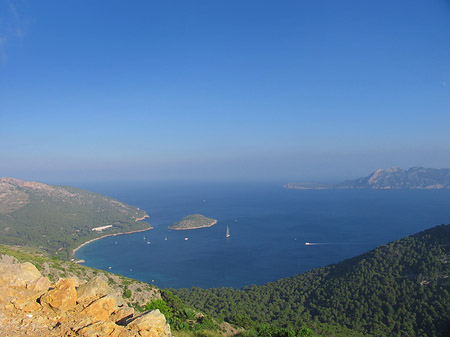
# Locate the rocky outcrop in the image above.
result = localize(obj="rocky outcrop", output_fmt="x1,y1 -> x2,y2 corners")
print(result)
0,255 -> 171,337
41,278 -> 78,313
0,258 -> 51,313
127,310 -> 172,337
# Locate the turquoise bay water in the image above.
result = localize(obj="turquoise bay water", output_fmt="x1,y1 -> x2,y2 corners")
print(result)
74,182 -> 450,289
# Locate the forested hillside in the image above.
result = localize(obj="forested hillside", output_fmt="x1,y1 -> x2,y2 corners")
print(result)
0,178 -> 150,259
175,225 -> 450,337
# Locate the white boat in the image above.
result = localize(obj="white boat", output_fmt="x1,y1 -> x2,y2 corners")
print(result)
305,242 -> 311,246
184,237 -> 189,241
164,235 -> 167,241
226,226 -> 231,238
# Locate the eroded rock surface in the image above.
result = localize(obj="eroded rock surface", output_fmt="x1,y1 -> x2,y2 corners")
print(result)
0,255 -> 171,337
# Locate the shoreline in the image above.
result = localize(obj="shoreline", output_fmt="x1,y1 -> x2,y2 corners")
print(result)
169,219 -> 217,231
72,226 -> 153,257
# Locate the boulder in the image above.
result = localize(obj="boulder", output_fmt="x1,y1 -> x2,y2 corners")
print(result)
112,306 -> 134,325
127,309 -> 171,337
28,276 -> 51,294
0,261 -> 42,288
81,294 -> 118,322
0,254 -> 18,264
11,289 -> 42,311
40,278 -> 77,313
77,320 -> 127,337
0,260 -> 50,312
77,276 -> 114,306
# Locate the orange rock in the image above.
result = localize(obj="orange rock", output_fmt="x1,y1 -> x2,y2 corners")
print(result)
127,309 -> 171,337
111,306 -> 134,325
81,294 -> 118,322
40,278 -> 77,313
77,320 -> 127,337
12,290 -> 42,312
77,276 -> 114,306
28,276 -> 51,294
0,261 -> 42,288
2,273 -> 50,313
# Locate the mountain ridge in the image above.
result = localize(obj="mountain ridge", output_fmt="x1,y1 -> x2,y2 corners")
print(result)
285,166 -> 450,190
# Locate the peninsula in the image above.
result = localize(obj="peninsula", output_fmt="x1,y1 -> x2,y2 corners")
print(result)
285,166 -> 450,190
169,214 -> 217,230
0,177 -> 152,259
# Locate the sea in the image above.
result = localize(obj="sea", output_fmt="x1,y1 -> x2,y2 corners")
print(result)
73,181 -> 450,289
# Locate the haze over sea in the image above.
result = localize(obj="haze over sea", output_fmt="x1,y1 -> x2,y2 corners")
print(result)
74,182 -> 450,289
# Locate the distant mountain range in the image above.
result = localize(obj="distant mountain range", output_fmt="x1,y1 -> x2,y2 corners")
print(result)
0,177 -> 151,259
285,167 -> 450,190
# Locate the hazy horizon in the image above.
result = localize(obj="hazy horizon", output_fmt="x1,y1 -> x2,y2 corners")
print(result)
1,1 -> 449,183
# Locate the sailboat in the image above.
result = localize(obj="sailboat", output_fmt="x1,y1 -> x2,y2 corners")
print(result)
226,225 -> 231,238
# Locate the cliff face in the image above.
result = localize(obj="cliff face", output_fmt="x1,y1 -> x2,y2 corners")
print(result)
0,255 -> 171,337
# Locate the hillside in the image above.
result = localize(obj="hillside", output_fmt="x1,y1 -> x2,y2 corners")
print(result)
174,224 -> 450,337
0,178 -> 151,259
285,167 -> 450,190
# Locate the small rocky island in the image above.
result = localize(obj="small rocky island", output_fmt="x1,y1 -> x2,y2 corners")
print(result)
169,214 -> 217,230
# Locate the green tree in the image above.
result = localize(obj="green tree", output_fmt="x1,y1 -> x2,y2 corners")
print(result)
144,299 -> 173,320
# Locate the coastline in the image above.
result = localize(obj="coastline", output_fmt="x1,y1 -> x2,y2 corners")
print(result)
169,219 -> 217,231
72,226 -> 153,258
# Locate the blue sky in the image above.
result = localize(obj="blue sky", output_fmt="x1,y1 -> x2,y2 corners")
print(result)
1,0 -> 449,183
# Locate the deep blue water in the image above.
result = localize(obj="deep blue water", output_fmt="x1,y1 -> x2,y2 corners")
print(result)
74,182 -> 450,289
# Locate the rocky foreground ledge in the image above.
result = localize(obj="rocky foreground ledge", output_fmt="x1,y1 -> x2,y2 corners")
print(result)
0,255 -> 171,337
